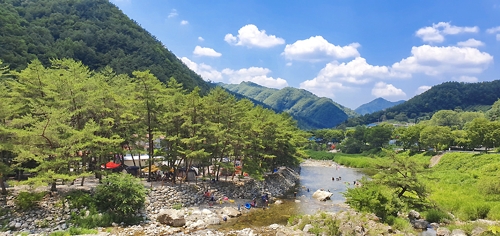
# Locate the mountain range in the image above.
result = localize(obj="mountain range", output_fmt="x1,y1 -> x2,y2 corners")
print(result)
220,82 -> 357,130
344,80 -> 500,126
3,0 -> 499,130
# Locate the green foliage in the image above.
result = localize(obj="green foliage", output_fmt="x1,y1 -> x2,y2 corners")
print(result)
426,153 -> 500,221
385,216 -> 413,231
344,180 -> 403,222
488,205 -> 500,220
15,191 -> 46,211
94,173 -> 146,219
424,209 -> 451,223
172,203 -> 183,210
345,80 -> 500,126
289,213 -> 340,235
0,0 -> 209,93
70,210 -> 130,228
65,190 -> 95,210
49,228 -> 98,236
303,150 -> 335,160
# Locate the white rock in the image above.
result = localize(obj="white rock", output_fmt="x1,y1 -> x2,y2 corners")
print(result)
312,190 -> 333,201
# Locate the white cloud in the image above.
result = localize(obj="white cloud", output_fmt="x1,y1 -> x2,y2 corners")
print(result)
298,57 -> 409,100
180,57 -> 287,88
193,46 -> 222,57
416,22 -> 479,43
371,82 -> 406,97
486,26 -> 500,34
391,45 -> 493,76
497,34 -> 500,41
180,20 -> 189,25
286,62 -> 292,66
222,67 -> 288,88
180,57 -> 223,82
224,24 -> 285,48
454,75 -> 478,83
416,85 -> 432,95
456,38 -> 484,47
313,57 -> 403,85
299,79 -> 346,99
282,36 -> 360,62
198,37 -> 204,42
168,9 -> 178,18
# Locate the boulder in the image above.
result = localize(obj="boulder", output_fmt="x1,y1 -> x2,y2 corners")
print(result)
411,219 -> 429,229
303,224 -> 313,232
451,229 -> 467,236
221,207 -> 241,217
157,209 -> 186,227
408,210 -> 420,220
311,190 -> 333,201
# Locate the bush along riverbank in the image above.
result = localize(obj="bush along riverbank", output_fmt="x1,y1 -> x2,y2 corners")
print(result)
0,167 -> 300,235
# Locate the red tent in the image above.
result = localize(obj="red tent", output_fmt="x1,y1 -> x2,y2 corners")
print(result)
101,162 -> 121,169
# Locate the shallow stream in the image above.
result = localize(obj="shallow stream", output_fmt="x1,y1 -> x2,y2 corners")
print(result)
214,162 -> 366,230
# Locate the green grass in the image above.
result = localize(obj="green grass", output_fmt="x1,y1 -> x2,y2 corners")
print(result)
424,152 -> 500,221
303,150 -> 379,168
49,227 -> 98,236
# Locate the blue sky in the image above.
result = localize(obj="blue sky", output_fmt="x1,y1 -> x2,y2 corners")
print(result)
111,0 -> 500,109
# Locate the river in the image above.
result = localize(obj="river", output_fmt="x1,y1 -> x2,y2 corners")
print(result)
215,160 -> 366,230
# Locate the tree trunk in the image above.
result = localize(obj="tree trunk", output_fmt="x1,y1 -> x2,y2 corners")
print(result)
80,176 -> 85,186
50,181 -> 57,192
0,175 -> 7,195
397,187 -> 407,198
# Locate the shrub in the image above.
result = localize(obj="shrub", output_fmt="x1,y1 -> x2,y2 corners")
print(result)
15,191 -> 46,210
386,216 -> 412,231
49,227 -> 97,236
65,190 -> 95,210
94,173 -> 146,222
425,209 -> 450,223
344,181 -> 403,222
172,203 -> 182,210
487,204 -> 500,220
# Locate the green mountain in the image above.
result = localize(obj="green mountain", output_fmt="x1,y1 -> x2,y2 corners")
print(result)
220,82 -> 357,129
345,80 -> 500,126
355,97 -> 405,115
0,0 -> 209,92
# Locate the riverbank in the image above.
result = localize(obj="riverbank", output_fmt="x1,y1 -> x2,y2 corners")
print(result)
0,167 -> 300,235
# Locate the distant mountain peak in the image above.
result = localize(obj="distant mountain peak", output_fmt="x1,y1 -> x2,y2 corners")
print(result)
355,97 -> 405,115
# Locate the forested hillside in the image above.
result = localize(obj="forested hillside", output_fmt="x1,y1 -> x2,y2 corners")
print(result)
354,97 -> 405,115
344,81 -> 500,126
221,82 -> 357,129
0,0 -> 209,92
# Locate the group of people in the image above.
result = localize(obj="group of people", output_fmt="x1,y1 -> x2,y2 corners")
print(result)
331,176 -> 342,181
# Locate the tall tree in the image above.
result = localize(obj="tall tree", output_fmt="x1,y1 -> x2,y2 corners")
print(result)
132,70 -> 166,181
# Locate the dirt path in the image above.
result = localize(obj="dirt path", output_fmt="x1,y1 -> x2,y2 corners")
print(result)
429,154 -> 444,167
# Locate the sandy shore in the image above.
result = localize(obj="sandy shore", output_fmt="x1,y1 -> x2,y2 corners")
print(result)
300,158 -> 342,167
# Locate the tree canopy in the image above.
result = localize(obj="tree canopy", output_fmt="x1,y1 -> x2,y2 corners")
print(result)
0,59 -> 307,191
0,0 -> 210,93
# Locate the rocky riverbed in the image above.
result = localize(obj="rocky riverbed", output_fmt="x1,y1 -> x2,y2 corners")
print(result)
0,167 -> 301,235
